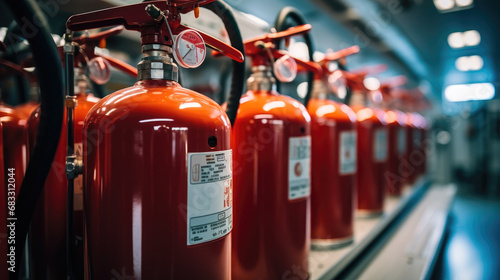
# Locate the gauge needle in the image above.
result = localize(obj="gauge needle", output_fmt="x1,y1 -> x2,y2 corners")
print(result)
183,48 -> 193,60
182,43 -> 195,60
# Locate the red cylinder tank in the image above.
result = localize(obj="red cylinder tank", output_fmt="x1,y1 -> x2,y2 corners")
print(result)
352,105 -> 388,216
231,25 -> 312,279
27,92 -> 99,279
309,94 -> 356,246
231,88 -> 311,279
0,103 -> 28,192
84,80 -> 232,279
405,112 -> 419,184
384,110 -> 408,196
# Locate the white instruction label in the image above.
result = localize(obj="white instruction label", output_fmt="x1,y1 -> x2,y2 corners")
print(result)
187,150 -> 232,246
339,131 -> 357,175
74,143 -> 83,211
397,128 -> 406,155
373,128 -> 388,162
289,136 -> 311,200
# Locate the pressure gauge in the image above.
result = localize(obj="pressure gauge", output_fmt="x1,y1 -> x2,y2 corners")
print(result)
173,29 -> 206,68
88,56 -> 111,85
273,54 -> 297,83
328,70 -> 348,99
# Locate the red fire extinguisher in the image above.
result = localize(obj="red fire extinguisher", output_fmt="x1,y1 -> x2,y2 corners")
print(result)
0,59 -> 30,192
292,46 -> 360,248
377,76 -> 409,196
26,26 -> 137,279
344,65 -> 389,217
66,1 -> 244,278
230,24 -> 311,279
395,89 -> 426,185
410,88 -> 429,179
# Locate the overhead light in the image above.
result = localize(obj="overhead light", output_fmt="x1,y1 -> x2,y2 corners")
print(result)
434,0 -> 454,10
455,55 -> 483,71
434,0 -> 474,11
448,32 -> 464,48
444,83 -> 495,102
363,77 -> 380,91
448,30 -> 480,48
463,30 -> 481,46
455,0 -> 473,7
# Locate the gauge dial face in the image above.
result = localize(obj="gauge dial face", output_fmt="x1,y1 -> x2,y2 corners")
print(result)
273,54 -> 297,83
88,57 -> 111,85
328,70 -> 348,99
173,29 -> 206,69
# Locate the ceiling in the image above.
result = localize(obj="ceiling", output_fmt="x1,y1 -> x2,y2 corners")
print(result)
224,0 -> 500,103
1,0 -> 498,109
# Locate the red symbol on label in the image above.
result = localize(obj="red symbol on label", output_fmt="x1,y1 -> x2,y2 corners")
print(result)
192,164 -> 200,182
294,162 -> 303,177
223,181 -> 231,208
345,149 -> 350,158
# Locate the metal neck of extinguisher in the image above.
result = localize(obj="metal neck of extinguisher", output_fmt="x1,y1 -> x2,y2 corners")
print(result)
247,65 -> 277,92
64,32 -> 80,280
311,79 -> 328,100
350,89 -> 369,107
137,44 -> 178,81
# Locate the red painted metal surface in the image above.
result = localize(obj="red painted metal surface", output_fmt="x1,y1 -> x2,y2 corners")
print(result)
309,98 -> 356,243
0,103 -> 28,192
419,117 -> 428,177
27,92 -> 99,279
0,122 -> 7,280
231,89 -> 311,279
384,110 -> 407,196
405,113 -> 419,184
83,80 -> 231,279
16,102 -> 39,120
352,105 -> 388,216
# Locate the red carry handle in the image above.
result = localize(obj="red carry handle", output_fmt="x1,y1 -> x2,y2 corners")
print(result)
271,49 -> 323,77
72,26 -> 123,46
244,24 -> 311,56
379,75 -> 407,95
351,63 -> 388,76
66,0 -> 243,63
320,45 -> 360,64
20,27 -> 138,77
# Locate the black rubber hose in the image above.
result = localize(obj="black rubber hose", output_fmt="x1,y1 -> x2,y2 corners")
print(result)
274,7 -> 315,107
4,0 -> 64,279
204,0 -> 245,127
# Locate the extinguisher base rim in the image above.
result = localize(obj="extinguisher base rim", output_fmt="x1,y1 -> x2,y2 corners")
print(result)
311,236 -> 354,251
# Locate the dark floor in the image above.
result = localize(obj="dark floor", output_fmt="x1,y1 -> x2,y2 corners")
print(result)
431,186 -> 500,280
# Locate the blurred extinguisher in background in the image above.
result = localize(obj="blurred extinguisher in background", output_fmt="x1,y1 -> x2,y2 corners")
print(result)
344,64 -> 389,217
27,26 -> 137,280
293,46 -> 360,248
229,24 -> 312,279
377,75 -> 410,196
